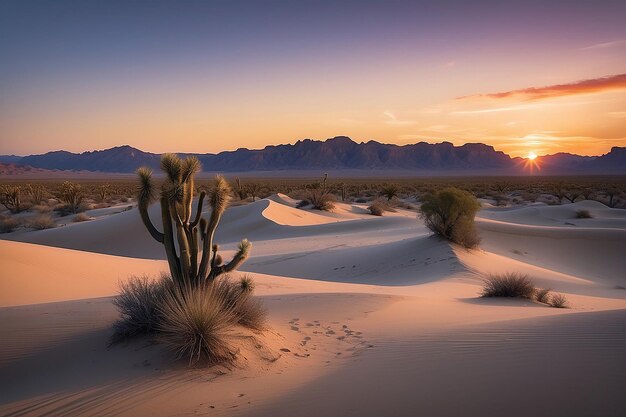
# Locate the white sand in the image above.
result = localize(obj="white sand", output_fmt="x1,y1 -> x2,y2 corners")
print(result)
1,196 -> 625,416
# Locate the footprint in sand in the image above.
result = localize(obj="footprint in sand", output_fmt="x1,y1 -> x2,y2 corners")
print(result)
290,326 -> 299,331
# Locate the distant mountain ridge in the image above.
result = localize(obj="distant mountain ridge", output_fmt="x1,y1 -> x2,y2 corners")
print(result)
1,137 -> 624,174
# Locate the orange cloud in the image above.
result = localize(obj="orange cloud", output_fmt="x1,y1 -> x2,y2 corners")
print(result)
457,73 -> 626,101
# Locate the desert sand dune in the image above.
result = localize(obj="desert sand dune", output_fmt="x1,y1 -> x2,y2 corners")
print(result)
1,196 -> 625,416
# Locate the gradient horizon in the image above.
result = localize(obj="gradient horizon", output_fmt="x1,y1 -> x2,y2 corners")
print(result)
1,0 -> 625,158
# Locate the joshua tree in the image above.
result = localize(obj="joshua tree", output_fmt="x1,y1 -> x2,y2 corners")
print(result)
98,184 -> 111,203
246,182 -> 262,202
234,177 -> 247,200
563,188 -> 581,203
381,184 -> 399,201
136,154 -> 250,286
0,185 -> 23,213
59,181 -> 83,213
25,184 -> 46,205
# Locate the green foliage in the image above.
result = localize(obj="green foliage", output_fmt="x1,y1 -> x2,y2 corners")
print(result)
419,187 -> 481,248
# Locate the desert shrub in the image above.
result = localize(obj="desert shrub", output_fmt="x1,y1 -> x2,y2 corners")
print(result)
33,204 -> 53,213
59,181 -> 83,213
0,185 -> 23,213
0,215 -> 19,233
27,214 -> 56,230
111,276 -> 170,343
368,201 -> 385,216
549,293 -> 569,308
73,212 -> 92,222
381,184 -> 399,201
481,272 -> 536,299
420,187 -> 481,248
535,288 -> 551,304
157,282 -> 237,366
575,209 -> 592,219
355,197 -> 368,203
214,275 -> 267,331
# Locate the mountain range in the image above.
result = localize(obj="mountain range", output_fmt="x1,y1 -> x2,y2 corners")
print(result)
1,137 -> 624,175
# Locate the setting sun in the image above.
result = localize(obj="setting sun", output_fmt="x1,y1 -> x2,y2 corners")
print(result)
527,152 -> 538,160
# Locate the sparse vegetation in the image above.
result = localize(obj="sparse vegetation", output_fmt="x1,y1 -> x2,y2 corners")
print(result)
575,209 -> 593,219
549,293 -> 569,308
368,201 -> 385,216
535,288 -> 551,304
58,181 -> 83,213
73,212 -> 92,222
305,173 -> 336,211
27,214 -> 56,230
0,215 -> 19,233
420,187 -> 481,248
0,185 -> 23,213
481,273 -> 536,299
112,273 -> 267,366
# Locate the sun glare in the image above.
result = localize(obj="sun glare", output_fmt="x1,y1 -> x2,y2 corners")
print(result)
527,152 -> 537,160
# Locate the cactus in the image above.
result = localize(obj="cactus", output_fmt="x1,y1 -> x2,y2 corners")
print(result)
136,154 -> 251,286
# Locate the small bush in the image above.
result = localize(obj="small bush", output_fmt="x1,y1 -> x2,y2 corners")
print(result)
33,204 -> 53,214
73,212 -> 92,222
214,276 -> 267,331
27,214 -> 56,230
368,201 -> 385,216
575,209 -> 592,219
0,215 -> 19,233
535,288 -> 551,304
111,276 -> 170,343
420,188 -> 481,248
158,282 -> 237,366
481,272 -> 536,299
550,293 -> 569,308
308,189 -> 335,211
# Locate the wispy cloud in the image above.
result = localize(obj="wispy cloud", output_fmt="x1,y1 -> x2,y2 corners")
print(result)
383,110 -> 417,126
608,111 -> 626,118
457,73 -> 626,101
443,61 -> 456,68
451,103 -> 545,114
581,39 -> 626,50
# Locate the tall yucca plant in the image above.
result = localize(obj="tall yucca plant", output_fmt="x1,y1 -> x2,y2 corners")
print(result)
136,154 -> 251,286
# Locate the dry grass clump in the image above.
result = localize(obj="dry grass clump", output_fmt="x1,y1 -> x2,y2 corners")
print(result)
33,204 -> 53,213
0,215 -> 20,233
420,187 -> 481,248
112,274 -> 267,366
111,275 -> 170,343
535,288 -> 551,304
368,201 -> 385,216
549,293 -> 569,308
73,212 -> 92,222
307,189 -> 335,211
481,273 -> 536,299
27,214 -> 56,230
575,209 -> 593,219
158,282 -> 237,366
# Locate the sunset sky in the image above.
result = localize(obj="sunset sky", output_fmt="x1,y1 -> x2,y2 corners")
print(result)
1,0 -> 625,158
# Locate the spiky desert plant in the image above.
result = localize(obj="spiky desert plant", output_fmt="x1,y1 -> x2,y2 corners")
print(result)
305,173 -> 335,211
98,184 -> 111,202
157,282 -> 237,366
381,184 -> 399,201
136,154 -> 251,287
27,214 -> 56,230
59,181 -> 83,213
234,177 -> 248,200
0,185 -> 22,213
246,182 -> 262,202
25,184 -> 46,205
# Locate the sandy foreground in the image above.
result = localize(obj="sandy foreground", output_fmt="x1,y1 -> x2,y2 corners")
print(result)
1,196 -> 625,416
